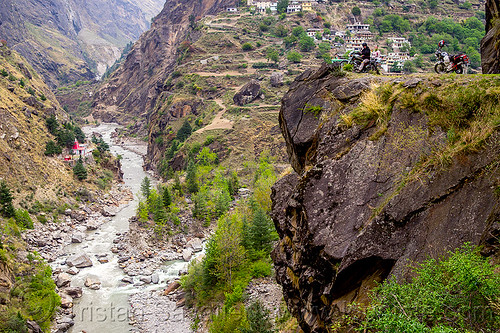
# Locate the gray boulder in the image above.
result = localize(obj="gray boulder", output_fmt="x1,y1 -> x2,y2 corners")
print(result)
233,80 -> 261,106
66,254 -> 93,268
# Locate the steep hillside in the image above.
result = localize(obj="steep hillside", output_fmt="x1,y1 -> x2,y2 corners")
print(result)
481,0 -> 500,73
272,64 -> 500,332
92,0 -> 237,124
0,0 -> 164,88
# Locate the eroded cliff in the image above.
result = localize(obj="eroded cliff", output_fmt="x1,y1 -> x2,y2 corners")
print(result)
271,65 -> 500,332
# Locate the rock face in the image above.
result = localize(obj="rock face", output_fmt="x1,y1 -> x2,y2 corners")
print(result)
233,80 -> 262,106
481,0 -> 500,73
271,64 -> 500,332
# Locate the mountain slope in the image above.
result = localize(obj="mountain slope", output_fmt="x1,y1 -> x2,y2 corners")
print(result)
0,0 -> 164,88
92,0 -> 237,124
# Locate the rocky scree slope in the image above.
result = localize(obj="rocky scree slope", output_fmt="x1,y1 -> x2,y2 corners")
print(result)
0,46 -> 72,192
271,64 -> 500,332
0,0 -> 164,88
481,0 -> 500,73
92,0 -> 236,124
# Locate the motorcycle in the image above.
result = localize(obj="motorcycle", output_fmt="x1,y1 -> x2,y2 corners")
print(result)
348,51 -> 380,74
434,49 -> 469,74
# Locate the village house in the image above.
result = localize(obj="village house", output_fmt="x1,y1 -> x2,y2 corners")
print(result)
382,52 -> 412,72
388,37 -> 411,50
226,7 -> 238,12
287,3 -> 302,13
346,23 -> 370,33
307,28 -> 323,39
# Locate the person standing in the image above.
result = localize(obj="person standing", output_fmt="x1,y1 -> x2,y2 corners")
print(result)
358,42 -> 371,72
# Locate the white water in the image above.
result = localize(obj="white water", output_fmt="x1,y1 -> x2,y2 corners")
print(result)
50,124 -> 195,333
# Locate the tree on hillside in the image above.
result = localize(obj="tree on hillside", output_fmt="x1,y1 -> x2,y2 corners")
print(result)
0,181 -> 15,218
266,47 -> 280,63
73,158 -> 87,181
287,51 -> 302,63
277,0 -> 289,14
186,160 -> 199,194
141,176 -> 151,199
248,207 -> 276,253
44,140 -> 62,156
45,115 -> 59,135
162,186 -> 172,208
176,120 -> 192,142
299,35 -> 315,52
351,6 -> 361,16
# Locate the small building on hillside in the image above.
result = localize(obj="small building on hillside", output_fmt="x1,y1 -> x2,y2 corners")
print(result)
287,3 -> 302,13
346,23 -> 370,33
388,37 -> 411,50
71,139 -> 88,159
307,28 -> 323,39
227,7 -> 238,12
302,2 -> 313,11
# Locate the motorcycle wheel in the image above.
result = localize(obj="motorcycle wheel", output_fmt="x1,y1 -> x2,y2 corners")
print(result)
434,63 -> 445,74
455,66 -> 463,74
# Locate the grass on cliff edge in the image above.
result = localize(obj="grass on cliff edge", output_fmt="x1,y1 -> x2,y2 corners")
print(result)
332,244 -> 500,332
339,76 -> 500,218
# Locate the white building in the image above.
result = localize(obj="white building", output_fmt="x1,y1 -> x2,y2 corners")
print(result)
307,28 -> 323,39
382,52 -> 412,72
227,7 -> 238,12
346,23 -> 370,33
388,37 -> 411,50
344,35 -> 373,52
287,3 -> 302,13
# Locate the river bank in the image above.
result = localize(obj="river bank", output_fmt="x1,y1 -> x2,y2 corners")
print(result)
22,124 -> 206,333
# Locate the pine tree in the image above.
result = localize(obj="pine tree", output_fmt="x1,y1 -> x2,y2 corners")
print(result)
44,140 -> 62,156
186,160 -> 199,194
162,186 -> 172,208
141,177 -> 151,199
0,181 -> 15,218
249,208 -> 275,254
176,120 -> 192,142
45,114 -> 59,135
73,158 -> 87,180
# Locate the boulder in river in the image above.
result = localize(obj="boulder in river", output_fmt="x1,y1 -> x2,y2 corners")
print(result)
84,277 -> 101,290
66,267 -> 79,275
55,273 -> 72,288
182,248 -> 192,262
71,233 -> 84,243
151,273 -> 159,284
163,281 -> 181,296
66,254 -> 93,268
63,286 -> 83,298
122,276 -> 134,284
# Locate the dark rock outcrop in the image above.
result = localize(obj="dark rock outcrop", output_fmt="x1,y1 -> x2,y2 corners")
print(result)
481,0 -> 500,73
233,79 -> 262,106
272,65 -> 500,332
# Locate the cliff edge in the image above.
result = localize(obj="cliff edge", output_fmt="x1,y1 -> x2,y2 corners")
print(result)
271,65 -> 500,332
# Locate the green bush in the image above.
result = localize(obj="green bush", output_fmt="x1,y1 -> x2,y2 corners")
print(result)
287,51 -> 302,63
241,300 -> 275,333
363,244 -> 500,332
250,260 -> 272,278
242,42 -> 254,51
44,140 -> 62,156
14,209 -> 33,229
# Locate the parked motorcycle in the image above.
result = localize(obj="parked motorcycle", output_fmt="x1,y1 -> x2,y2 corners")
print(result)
434,49 -> 469,74
348,51 -> 380,74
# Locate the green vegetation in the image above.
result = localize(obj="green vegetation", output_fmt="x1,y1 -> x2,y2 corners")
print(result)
333,244 -> 500,332
287,51 -> 302,63
73,158 -> 88,180
181,153 -> 278,331
45,114 -> 85,150
0,181 -> 15,218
